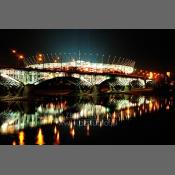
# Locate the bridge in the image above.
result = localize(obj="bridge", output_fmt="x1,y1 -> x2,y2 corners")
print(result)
0,59 -> 153,96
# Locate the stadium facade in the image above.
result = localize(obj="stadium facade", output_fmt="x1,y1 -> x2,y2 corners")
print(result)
26,59 -> 135,74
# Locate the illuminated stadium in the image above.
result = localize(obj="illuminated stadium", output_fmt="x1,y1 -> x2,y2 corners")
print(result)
25,52 -> 136,74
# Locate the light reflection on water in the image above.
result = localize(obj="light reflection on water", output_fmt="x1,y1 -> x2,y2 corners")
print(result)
36,128 -> 44,145
0,94 -> 174,144
19,131 -> 25,145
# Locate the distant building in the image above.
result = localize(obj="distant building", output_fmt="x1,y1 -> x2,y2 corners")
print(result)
26,60 -> 135,74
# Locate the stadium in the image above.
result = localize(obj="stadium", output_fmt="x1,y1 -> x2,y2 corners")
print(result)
25,52 -> 136,75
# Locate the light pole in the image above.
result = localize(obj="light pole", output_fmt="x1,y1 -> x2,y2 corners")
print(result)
11,49 -> 26,68
11,49 -> 18,67
60,56 -> 62,71
37,53 -> 44,69
18,55 -> 24,67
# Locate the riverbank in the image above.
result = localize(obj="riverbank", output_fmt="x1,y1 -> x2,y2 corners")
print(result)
124,88 -> 154,95
0,88 -> 155,102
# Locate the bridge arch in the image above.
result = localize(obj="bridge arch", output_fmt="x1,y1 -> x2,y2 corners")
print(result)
145,80 -> 154,88
0,73 -> 24,96
98,77 -> 145,93
33,76 -> 92,96
129,79 -> 145,88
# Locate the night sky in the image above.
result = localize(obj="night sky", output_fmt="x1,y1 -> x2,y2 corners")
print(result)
0,29 -> 174,72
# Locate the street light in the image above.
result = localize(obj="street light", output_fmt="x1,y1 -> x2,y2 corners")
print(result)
19,55 -> 24,60
36,53 -> 44,69
38,56 -> 43,62
17,54 -> 24,67
12,49 -> 17,54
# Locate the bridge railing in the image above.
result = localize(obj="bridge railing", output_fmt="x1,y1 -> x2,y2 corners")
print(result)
0,66 -> 146,79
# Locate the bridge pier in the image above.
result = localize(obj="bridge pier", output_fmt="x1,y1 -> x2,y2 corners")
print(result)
22,84 -> 35,97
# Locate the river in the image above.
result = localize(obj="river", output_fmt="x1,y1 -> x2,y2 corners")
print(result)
0,94 -> 174,144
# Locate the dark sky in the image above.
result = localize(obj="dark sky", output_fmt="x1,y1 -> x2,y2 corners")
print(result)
0,29 -> 174,72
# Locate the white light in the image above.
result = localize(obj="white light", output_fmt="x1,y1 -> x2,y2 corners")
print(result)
1,123 -> 8,133
26,60 -> 134,74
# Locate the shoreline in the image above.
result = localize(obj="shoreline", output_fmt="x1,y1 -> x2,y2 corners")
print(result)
0,88 -> 156,102
1,88 -> 175,102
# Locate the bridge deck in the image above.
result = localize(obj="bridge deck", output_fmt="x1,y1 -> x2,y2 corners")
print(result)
0,66 -> 146,80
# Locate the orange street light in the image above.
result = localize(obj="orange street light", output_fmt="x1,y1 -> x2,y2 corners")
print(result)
149,72 -> 153,79
17,54 -> 25,67
37,53 -> 44,62
12,49 -> 17,54
19,55 -> 24,60
38,57 -> 43,62
36,53 -> 45,69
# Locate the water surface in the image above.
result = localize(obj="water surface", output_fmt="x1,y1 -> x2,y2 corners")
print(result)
0,94 -> 174,144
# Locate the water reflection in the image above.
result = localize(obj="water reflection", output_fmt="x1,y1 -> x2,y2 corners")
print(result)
12,140 -> 16,145
54,127 -> 60,145
36,128 -> 44,145
19,131 -> 24,145
54,126 -> 57,134
86,124 -> 90,136
70,128 -> 75,139
0,94 -> 174,144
